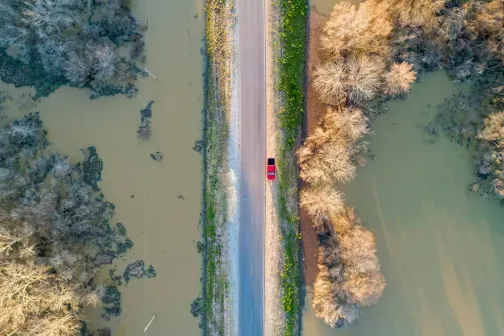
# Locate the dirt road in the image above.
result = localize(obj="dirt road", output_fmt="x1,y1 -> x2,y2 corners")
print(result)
236,0 -> 266,334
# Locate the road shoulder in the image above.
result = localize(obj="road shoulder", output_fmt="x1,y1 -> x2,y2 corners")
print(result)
264,0 -> 283,334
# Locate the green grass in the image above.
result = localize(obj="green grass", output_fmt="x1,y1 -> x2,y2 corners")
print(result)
278,0 -> 308,148
275,0 -> 307,335
277,151 -> 302,336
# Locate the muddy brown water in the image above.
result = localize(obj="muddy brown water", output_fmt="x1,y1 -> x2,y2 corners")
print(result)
302,71 -> 504,335
1,0 -> 204,335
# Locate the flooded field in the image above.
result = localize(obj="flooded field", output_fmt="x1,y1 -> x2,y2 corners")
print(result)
302,71 -> 504,335
0,0 -> 204,335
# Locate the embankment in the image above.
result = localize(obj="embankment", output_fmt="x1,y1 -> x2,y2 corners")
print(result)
201,0 -> 239,335
273,0 -> 308,335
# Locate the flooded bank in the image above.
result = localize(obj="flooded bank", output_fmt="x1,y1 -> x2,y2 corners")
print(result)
302,71 -> 504,335
1,0 -> 204,335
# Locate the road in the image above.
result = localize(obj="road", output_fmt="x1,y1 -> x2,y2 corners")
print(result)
237,0 -> 266,334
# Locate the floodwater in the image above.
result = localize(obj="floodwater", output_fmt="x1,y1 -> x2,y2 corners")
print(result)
302,71 -> 504,336
1,0 -> 204,335
310,0 -> 361,15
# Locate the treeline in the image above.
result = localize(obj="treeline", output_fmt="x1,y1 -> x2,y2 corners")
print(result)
301,0 -> 504,328
299,105 -> 386,327
0,0 -> 146,98
0,111 -> 133,334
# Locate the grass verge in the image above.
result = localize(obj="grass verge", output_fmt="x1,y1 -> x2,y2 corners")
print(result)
275,0 -> 307,335
200,0 -> 235,334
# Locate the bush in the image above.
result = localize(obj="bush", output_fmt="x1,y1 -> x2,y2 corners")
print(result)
298,106 -> 369,185
465,0 -> 504,63
313,56 -> 386,105
312,208 -> 385,328
383,62 -> 417,96
300,186 -> 344,229
474,111 -> 504,198
321,1 -> 393,61
380,0 -> 445,30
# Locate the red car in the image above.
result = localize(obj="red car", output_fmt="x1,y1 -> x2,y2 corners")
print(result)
267,158 -> 276,180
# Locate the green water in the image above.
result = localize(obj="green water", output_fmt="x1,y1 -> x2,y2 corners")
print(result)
302,71 -> 504,336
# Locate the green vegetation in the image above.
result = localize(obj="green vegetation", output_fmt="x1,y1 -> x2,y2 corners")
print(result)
276,0 -> 307,334
278,0 -> 308,148
198,0 -> 234,334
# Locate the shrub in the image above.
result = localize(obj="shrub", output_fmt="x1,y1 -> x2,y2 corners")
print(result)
313,56 -> 386,105
321,1 -> 393,61
465,0 -> 504,62
333,208 -> 385,307
0,261 -> 82,335
300,186 -> 345,229
379,0 -> 445,30
475,111 -> 504,198
298,106 -> 369,185
383,62 -> 417,96
313,62 -> 348,105
312,208 -> 385,328
346,56 -> 386,104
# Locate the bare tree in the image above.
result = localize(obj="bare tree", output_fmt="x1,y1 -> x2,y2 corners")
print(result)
346,56 -> 385,104
313,56 -> 385,105
64,52 -> 89,86
22,0 -> 83,37
312,239 -> 361,328
313,62 -> 348,105
299,140 -> 356,185
93,43 -> 116,82
0,0 -> 144,96
300,186 -> 345,228
321,1 -> 393,61
379,0 -> 445,30
477,111 -> 504,147
383,62 -> 416,96
298,106 -> 369,185
312,208 -> 385,328
0,261 -> 82,335
9,121 -> 37,139
465,0 -> 504,62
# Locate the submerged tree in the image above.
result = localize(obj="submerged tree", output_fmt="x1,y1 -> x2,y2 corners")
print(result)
383,62 -> 417,96
0,112 -> 141,332
300,186 -> 345,229
298,106 -> 369,185
0,0 -> 147,98
312,208 -> 385,328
